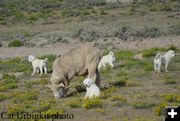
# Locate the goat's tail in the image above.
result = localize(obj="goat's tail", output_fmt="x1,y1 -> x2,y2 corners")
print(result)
43,58 -> 48,62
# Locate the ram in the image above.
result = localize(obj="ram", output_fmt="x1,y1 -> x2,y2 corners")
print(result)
47,45 -> 101,99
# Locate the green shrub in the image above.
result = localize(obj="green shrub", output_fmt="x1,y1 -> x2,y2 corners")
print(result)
0,16 -> 5,21
144,62 -> 153,71
115,50 -> 134,60
125,60 -> 153,71
169,24 -> 180,35
8,104 -> 25,114
8,40 -> 23,47
126,80 -> 142,87
132,101 -> 155,109
129,70 -> 149,78
132,0 -> 138,4
160,4 -> 172,11
66,98 -> 81,108
12,91 -> 38,104
111,95 -> 127,102
32,102 -> 51,112
25,80 -> 39,88
82,11 -> 90,15
14,12 -> 25,21
112,101 -> 124,107
100,65 -> 111,74
39,9 -> 52,18
82,99 -> 103,109
113,26 -> 129,41
62,10 -> 80,17
142,47 -> 166,57
2,74 -> 17,82
109,78 -> 127,87
161,94 -> 180,103
22,31 -> 32,37
0,58 -> 31,73
161,75 -> 177,84
154,102 -> 178,116
148,6 -> 158,12
38,54 -> 56,62
0,94 -> 7,102
38,79 -> 48,85
0,74 -> 18,91
116,70 -> 128,77
168,45 -> 178,51
132,26 -> 162,38
28,14 -> 39,21
99,92 -> 110,99
162,79 -> 176,84
91,10 -> 97,14
100,9 -> 108,15
0,83 -> 18,91
96,108 -> 106,114
44,109 -> 65,115
104,86 -> 117,94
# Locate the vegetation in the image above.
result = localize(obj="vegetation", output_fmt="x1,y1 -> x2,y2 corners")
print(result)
0,0 -> 180,120
0,48 -> 179,120
132,101 -> 155,109
8,40 -> 23,47
82,98 -> 103,109
66,98 -> 81,108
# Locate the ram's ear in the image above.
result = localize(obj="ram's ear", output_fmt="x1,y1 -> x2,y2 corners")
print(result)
45,83 -> 50,88
45,83 -> 53,89
57,83 -> 65,88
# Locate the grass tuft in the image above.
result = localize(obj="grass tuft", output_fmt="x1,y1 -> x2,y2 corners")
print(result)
66,98 -> 81,108
132,101 -> 155,109
8,40 -> 23,47
82,98 -> 103,109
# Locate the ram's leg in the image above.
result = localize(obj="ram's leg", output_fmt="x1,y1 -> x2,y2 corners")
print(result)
88,65 -> 100,87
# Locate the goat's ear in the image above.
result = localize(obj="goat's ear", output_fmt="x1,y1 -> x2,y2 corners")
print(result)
109,51 -> 113,55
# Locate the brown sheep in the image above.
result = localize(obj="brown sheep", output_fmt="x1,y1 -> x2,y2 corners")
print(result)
47,45 -> 101,98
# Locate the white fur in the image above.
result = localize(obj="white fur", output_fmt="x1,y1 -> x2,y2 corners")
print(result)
98,51 -> 115,70
28,55 -> 48,76
83,78 -> 100,99
154,53 -> 162,73
161,50 -> 175,72
154,50 -> 175,72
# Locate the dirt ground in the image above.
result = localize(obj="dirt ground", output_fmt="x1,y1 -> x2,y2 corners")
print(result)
0,2 -> 180,120
0,35 -> 180,59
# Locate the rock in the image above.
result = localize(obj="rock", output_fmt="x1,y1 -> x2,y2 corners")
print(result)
133,53 -> 144,60
14,72 -> 25,77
